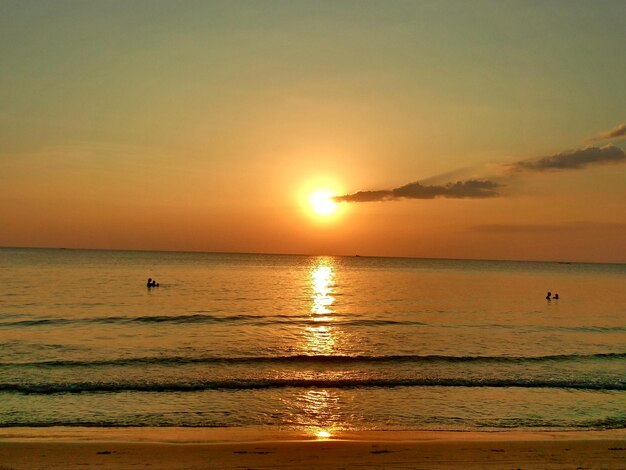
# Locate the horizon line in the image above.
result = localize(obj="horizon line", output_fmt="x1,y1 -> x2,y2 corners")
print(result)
1,244 -> 624,266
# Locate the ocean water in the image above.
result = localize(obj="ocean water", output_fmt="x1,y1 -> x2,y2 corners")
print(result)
0,248 -> 624,433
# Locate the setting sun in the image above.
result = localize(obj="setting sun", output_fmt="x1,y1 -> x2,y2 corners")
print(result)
309,190 -> 338,217
297,178 -> 345,223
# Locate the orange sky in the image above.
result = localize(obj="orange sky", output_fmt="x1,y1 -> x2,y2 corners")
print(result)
1,2 -> 625,262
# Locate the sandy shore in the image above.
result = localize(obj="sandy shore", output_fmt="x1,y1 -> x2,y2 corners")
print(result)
1,427 -> 625,469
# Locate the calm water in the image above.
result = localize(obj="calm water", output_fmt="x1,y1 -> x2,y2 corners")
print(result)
1,248 -> 625,433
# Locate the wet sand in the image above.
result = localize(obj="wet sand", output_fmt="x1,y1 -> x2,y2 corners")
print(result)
1,427 -> 625,469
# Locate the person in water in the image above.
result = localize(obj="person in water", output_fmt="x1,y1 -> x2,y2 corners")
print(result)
554,293 -> 559,300
546,291 -> 551,300
147,278 -> 159,288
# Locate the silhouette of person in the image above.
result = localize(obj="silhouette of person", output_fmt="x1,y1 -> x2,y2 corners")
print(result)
147,278 -> 153,288
554,293 -> 559,300
546,291 -> 551,300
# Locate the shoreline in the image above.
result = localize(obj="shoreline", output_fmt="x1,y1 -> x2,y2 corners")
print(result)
1,427 -> 625,469
2,426 -> 626,443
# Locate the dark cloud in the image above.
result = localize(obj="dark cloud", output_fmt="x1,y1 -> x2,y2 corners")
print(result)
333,190 -> 393,202
590,123 -> 626,141
334,140 -> 626,205
511,145 -> 626,172
333,179 -> 501,203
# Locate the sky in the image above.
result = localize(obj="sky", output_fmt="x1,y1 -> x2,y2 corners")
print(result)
1,0 -> 625,262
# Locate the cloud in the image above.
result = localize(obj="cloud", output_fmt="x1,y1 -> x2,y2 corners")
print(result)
334,135 -> 626,204
333,179 -> 501,203
589,123 -> 626,141
511,145 -> 626,172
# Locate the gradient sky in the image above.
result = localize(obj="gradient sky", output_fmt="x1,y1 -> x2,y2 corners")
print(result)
1,0 -> 625,262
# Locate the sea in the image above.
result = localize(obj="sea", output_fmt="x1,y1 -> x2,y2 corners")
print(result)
1,247 -> 624,434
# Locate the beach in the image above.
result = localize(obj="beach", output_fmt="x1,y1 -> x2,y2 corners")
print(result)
1,428 -> 626,469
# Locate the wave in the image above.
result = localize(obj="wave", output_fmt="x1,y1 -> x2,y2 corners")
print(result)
0,314 -> 429,328
480,416 -> 626,430
3,315 -> 626,333
1,377 -> 624,394
2,352 -> 624,368
0,412 -> 626,432
1,417 -> 625,430
0,422 -> 229,428
465,324 -> 626,333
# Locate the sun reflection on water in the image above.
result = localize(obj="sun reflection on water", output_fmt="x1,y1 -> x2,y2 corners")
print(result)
306,259 -> 337,354
297,260 -> 343,438
311,262 -> 335,316
304,324 -> 336,355
299,389 -> 339,439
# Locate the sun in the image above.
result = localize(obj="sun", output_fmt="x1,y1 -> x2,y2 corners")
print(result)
297,178 -> 345,222
309,189 -> 338,217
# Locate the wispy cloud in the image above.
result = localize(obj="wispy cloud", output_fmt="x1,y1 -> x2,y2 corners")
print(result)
589,123 -> 626,141
333,179 -> 501,203
510,145 -> 626,172
335,143 -> 626,204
